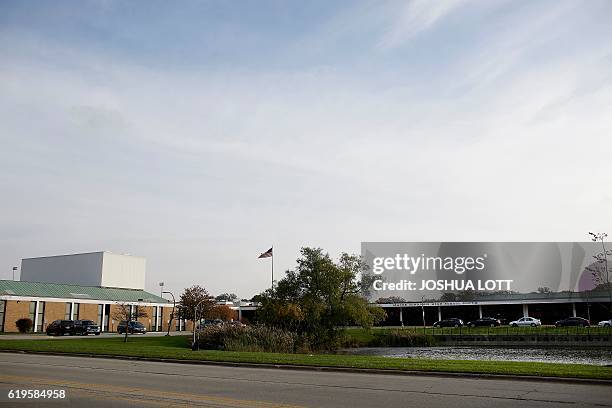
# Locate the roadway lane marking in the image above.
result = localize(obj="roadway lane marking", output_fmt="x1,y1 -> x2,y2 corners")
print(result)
0,374 -> 304,408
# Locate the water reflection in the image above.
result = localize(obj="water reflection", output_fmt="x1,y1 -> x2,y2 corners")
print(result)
340,347 -> 612,366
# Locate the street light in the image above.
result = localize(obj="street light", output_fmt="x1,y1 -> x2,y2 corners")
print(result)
161,291 -> 175,337
421,295 -> 426,334
192,298 -> 209,351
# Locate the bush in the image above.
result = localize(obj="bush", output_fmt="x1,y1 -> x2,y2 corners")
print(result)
15,318 -> 33,333
198,324 -> 301,353
369,329 -> 435,347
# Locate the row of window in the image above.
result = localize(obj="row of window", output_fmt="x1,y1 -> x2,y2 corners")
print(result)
0,301 -> 177,333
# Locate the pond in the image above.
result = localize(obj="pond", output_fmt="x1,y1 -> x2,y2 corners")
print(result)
339,347 -> 612,366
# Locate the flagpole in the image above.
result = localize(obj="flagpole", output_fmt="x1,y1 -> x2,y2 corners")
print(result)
271,246 -> 274,289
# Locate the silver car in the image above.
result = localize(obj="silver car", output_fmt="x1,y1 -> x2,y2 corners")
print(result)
598,319 -> 612,327
509,317 -> 541,327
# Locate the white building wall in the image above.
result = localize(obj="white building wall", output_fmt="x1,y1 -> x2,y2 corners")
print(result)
101,252 -> 145,290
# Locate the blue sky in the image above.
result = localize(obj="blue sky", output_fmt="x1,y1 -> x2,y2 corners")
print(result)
1,0 -> 611,298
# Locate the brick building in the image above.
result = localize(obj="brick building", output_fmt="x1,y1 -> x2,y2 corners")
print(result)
0,251 -> 190,333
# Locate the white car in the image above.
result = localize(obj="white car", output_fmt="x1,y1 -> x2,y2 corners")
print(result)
598,319 -> 612,327
509,317 -> 541,327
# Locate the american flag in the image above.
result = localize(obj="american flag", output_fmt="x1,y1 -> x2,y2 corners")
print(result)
258,247 -> 273,258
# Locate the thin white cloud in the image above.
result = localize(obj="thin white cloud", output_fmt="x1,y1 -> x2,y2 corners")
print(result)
378,0 -> 468,49
1,2 -> 611,296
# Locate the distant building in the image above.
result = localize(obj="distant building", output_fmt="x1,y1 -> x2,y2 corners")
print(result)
374,291 -> 612,326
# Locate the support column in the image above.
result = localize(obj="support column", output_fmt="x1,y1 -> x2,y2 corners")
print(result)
101,304 -> 106,332
33,301 -> 40,333
438,306 -> 442,322
399,307 -> 404,326
478,305 -> 483,319
572,303 -> 577,317
70,302 -> 75,320
238,306 -> 242,322
522,304 -> 529,317
156,306 -> 161,330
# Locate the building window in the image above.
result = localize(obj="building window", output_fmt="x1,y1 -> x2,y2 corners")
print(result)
152,307 -> 158,332
97,304 -> 103,327
0,300 -> 5,332
104,304 -> 110,331
159,308 -> 163,330
37,302 -> 45,332
65,303 -> 71,320
29,301 -> 36,331
73,303 -> 80,320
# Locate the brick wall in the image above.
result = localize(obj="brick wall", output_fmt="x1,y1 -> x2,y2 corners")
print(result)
161,306 -> 173,332
137,306 -> 153,331
44,301 -> 67,330
4,301 -> 32,332
77,303 -> 99,322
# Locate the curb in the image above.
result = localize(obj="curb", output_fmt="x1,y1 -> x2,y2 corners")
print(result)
1,349 -> 611,386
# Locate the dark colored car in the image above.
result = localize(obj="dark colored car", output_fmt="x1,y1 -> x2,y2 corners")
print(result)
555,317 -> 590,327
467,317 -> 501,327
433,318 -> 463,328
46,320 -> 75,336
197,319 -> 224,330
117,321 -> 147,334
73,320 -> 101,336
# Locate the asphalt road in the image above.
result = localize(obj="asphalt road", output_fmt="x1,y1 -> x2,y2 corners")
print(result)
0,353 -> 610,408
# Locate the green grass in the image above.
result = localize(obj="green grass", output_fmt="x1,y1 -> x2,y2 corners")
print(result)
345,326 -> 612,339
0,336 -> 610,380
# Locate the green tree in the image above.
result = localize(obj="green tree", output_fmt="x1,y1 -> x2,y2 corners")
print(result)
256,247 -> 385,349
178,285 -> 215,330
215,293 -> 238,302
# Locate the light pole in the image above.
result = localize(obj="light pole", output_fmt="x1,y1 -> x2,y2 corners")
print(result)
162,291 -> 175,336
192,299 -> 208,351
12,266 -> 17,281
421,295 -> 426,334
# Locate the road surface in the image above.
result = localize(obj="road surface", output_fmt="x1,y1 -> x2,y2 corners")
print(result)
0,353 -> 610,407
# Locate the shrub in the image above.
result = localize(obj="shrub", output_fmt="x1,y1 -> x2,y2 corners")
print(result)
369,329 -> 435,347
15,318 -> 33,333
198,324 -> 300,353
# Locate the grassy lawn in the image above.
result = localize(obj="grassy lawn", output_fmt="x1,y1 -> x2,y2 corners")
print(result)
0,335 -> 610,380
345,326 -> 612,340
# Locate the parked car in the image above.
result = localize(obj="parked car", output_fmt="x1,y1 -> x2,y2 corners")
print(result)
433,318 -> 463,328
197,319 -> 224,330
598,319 -> 612,327
509,317 -> 542,327
117,321 -> 147,334
467,317 -> 501,327
555,317 -> 590,327
73,320 -> 101,336
46,320 -> 75,336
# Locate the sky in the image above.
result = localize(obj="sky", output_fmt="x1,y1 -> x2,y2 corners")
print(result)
1,0 -> 611,299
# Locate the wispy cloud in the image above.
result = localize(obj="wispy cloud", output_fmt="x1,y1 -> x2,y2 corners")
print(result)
378,0 -> 468,49
0,1 -> 611,296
